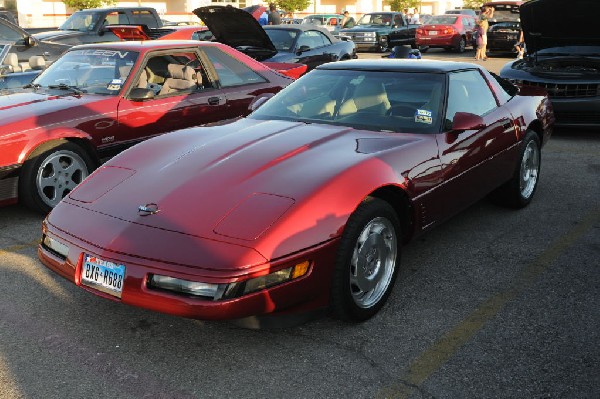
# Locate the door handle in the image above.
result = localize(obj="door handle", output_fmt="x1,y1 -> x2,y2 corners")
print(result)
208,97 -> 220,106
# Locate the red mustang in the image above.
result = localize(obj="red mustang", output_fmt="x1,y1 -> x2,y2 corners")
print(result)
39,60 -> 554,325
0,40 -> 295,213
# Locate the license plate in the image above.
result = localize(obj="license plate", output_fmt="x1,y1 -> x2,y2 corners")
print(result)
81,254 -> 126,298
428,31 -> 438,35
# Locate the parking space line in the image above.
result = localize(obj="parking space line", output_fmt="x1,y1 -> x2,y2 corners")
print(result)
379,206 -> 600,399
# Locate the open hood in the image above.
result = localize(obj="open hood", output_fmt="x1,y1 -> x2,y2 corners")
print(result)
521,0 -> 600,54
193,5 -> 277,61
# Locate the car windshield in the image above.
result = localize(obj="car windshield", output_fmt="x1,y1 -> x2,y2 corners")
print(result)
250,69 -> 445,134
33,48 -> 139,95
59,11 -> 101,31
428,16 -> 458,25
357,14 -> 393,26
490,5 -> 520,22
265,29 -> 299,52
302,16 -> 324,25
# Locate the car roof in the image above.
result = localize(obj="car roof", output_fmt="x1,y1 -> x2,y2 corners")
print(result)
69,40 -> 222,53
317,59 -> 483,73
264,24 -> 331,33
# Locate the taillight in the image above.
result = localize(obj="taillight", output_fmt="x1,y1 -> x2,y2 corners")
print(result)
443,27 -> 456,35
417,28 -> 424,35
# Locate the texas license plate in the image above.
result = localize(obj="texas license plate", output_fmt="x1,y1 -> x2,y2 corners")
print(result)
81,254 -> 126,298
428,31 -> 438,35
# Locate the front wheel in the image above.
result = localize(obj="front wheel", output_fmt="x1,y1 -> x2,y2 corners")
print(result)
19,141 -> 94,214
490,130 -> 541,208
331,198 -> 401,322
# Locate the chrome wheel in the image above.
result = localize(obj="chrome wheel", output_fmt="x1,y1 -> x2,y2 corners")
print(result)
350,216 -> 397,309
36,150 -> 89,208
519,140 -> 540,200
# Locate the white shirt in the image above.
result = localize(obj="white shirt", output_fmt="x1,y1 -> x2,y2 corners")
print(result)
410,13 -> 420,24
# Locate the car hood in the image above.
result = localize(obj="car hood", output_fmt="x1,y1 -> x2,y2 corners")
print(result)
0,90 -> 105,131
32,30 -> 86,42
64,118 -> 420,258
521,0 -> 600,54
193,5 -> 277,61
341,26 -> 386,33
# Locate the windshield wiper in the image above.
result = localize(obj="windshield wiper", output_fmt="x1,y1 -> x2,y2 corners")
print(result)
47,83 -> 83,95
23,83 -> 42,90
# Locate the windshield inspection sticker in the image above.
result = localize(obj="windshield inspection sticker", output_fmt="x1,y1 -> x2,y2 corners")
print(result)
107,79 -> 123,91
415,109 -> 433,124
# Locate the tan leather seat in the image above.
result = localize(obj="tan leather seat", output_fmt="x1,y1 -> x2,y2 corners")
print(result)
3,53 -> 21,73
28,56 -> 46,70
158,64 -> 199,96
339,81 -> 391,116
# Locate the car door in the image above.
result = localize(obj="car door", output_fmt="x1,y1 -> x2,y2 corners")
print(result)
434,69 -> 518,218
116,49 -> 228,145
294,30 -> 333,70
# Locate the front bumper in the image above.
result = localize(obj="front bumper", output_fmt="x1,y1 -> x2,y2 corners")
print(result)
38,212 -> 340,321
0,164 -> 20,206
548,96 -> 600,127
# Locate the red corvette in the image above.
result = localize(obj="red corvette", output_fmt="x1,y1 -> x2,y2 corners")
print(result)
0,40 -> 295,213
39,60 -> 554,325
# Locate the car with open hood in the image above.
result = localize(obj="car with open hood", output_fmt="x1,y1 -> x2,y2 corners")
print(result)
0,40 -> 294,213
38,59 -> 554,326
499,0 -> 599,127
193,5 -> 356,71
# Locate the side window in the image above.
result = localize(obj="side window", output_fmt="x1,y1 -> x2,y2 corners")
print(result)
316,30 -> 331,46
135,51 -> 207,97
298,31 -> 326,49
202,46 -> 267,87
445,70 -> 498,128
131,10 -> 159,29
104,12 -> 129,25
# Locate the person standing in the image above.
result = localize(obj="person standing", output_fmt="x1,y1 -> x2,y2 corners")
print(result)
410,8 -> 420,24
341,10 -> 355,28
476,6 -> 494,61
268,4 -> 281,25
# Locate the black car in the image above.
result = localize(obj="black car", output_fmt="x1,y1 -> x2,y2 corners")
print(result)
487,21 -> 521,54
499,0 -> 599,128
194,5 -> 356,72
0,18 -> 69,65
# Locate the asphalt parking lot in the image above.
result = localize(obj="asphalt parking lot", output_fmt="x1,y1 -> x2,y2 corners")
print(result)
0,50 -> 598,399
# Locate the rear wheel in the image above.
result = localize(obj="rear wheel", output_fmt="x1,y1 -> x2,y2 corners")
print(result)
455,36 -> 466,53
331,198 -> 401,322
19,141 -> 94,214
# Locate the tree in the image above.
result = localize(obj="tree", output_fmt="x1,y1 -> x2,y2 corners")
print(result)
272,0 -> 312,14
63,0 -> 116,11
386,0 -> 420,13
463,0 -> 484,10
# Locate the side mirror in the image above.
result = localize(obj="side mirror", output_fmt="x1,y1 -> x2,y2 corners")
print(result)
129,88 -> 155,101
297,45 -> 310,54
451,112 -> 486,131
249,94 -> 273,112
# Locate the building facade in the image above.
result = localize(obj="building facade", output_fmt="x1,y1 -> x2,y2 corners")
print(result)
0,0 -> 463,28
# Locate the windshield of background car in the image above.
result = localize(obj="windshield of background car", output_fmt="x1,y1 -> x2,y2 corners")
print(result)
59,11 -> 101,31
302,16 -> 324,25
250,69 -> 445,134
265,29 -> 299,51
0,19 -> 24,42
428,15 -> 458,25
33,49 -> 138,95
490,5 -> 520,22
357,14 -> 393,26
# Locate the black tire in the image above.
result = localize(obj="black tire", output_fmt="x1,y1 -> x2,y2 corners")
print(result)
490,130 -> 541,208
378,37 -> 389,53
455,37 -> 466,53
19,141 -> 94,214
331,197 -> 401,322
